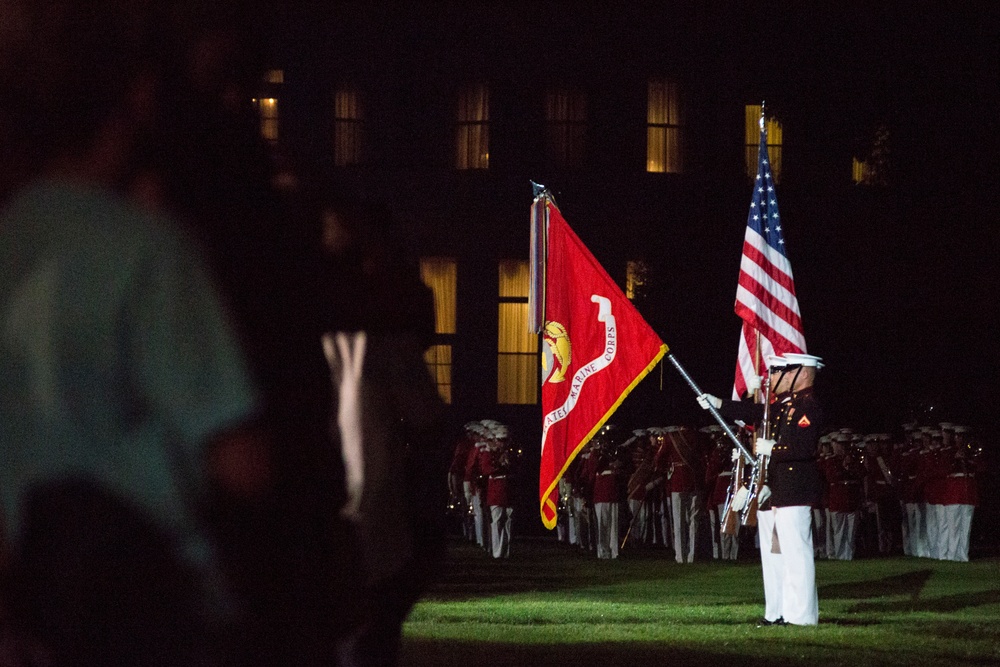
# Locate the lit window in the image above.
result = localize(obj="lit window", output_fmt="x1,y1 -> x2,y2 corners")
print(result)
646,79 -> 683,173
853,124 -> 890,186
852,158 -> 870,185
455,84 -> 489,170
264,69 -> 284,84
255,97 -> 279,142
546,88 -> 587,169
420,258 -> 457,404
498,260 -> 537,405
626,260 -> 649,301
334,88 -> 364,167
424,345 -> 453,404
746,104 -> 782,183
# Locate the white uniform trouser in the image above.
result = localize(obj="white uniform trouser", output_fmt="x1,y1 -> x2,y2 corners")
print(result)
556,517 -> 568,543
490,505 -> 513,558
557,480 -> 572,543
927,505 -> 952,560
671,491 -> 700,563
711,503 -> 740,560
572,496 -> 591,550
660,494 -> 674,547
827,510 -> 858,560
927,502 -> 945,560
628,499 -> 649,545
942,504 -> 974,562
900,501 -> 912,556
471,491 -> 486,548
912,502 -> 930,558
594,501 -> 619,559
567,496 -> 580,545
904,502 -> 931,557
812,508 -> 827,558
657,495 -> 672,547
757,507 -> 819,625
462,481 -> 475,542
709,505 -> 721,559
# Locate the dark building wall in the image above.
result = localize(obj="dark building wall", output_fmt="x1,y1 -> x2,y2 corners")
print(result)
264,3 -> 999,451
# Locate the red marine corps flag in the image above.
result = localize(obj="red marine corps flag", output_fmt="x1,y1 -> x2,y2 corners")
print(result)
530,188 -> 667,529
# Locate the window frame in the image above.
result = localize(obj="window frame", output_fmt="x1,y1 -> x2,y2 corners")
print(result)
455,83 -> 490,170
497,259 -> 539,406
646,78 -> 683,174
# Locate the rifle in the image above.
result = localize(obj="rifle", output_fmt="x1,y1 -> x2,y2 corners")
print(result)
740,378 -> 772,527
719,433 -> 750,535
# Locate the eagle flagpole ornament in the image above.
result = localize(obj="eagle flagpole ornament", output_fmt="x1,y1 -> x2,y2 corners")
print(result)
530,187 -> 667,529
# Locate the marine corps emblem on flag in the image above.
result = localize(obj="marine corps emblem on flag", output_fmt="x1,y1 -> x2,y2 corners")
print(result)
533,197 -> 667,529
542,321 -> 571,384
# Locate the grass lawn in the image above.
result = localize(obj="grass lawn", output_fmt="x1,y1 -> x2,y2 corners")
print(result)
401,537 -> 1000,667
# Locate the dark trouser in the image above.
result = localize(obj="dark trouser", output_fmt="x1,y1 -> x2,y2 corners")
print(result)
5,480 -> 221,667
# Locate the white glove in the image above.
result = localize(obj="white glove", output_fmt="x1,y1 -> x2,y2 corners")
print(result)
696,393 -> 722,410
730,486 -> 750,511
731,448 -> 741,462
755,437 -> 775,457
746,374 -> 761,392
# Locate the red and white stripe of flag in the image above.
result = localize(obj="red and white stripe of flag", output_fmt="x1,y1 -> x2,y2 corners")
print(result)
732,215 -> 806,398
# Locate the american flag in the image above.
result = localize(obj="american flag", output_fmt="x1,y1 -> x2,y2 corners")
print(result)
733,113 -> 806,398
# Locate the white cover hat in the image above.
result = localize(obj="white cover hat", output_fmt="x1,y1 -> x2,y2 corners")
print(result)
765,354 -> 788,369
782,353 -> 824,369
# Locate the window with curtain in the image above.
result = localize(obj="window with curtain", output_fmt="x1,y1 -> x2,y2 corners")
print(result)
455,83 -> 490,170
498,259 -> 537,405
853,124 -> 890,186
852,158 -> 870,185
420,258 -> 457,404
626,260 -> 649,301
745,104 -> 782,183
646,78 -> 683,173
545,88 -> 587,169
334,87 -> 364,166
255,97 -> 279,142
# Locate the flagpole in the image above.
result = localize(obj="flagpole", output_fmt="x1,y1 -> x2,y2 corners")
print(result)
754,330 -> 761,401
754,105 -> 765,399
665,353 -> 753,463
529,182 -> 548,334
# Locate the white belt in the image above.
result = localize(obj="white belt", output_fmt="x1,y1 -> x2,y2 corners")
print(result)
490,475 -> 508,479
948,473 -> 971,478
599,471 -> 615,476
